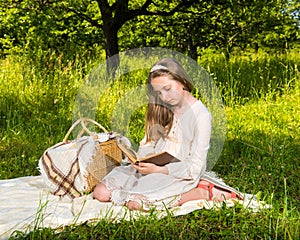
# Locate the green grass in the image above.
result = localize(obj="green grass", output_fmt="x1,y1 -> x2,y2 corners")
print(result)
215,87 -> 300,201
199,49 -> 299,106
1,49 -> 300,239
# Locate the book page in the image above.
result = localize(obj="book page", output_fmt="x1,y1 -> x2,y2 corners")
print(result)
116,142 -> 138,163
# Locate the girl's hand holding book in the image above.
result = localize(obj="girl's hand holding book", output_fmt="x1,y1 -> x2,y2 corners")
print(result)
132,162 -> 169,175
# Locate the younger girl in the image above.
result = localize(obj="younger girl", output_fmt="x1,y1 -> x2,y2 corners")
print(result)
93,58 -> 242,211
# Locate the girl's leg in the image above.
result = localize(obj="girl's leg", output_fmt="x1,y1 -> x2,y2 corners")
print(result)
93,182 -> 148,211
93,182 -> 111,202
178,180 -> 235,206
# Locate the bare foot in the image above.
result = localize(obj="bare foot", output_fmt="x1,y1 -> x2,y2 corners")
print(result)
125,194 -> 149,211
198,180 -> 233,202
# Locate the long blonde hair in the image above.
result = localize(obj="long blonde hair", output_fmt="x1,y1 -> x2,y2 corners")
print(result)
145,58 -> 193,143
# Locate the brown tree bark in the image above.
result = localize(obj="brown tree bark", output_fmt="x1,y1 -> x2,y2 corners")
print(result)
96,0 -> 195,73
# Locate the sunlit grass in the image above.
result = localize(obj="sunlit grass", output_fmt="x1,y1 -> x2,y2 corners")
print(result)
1,49 -> 300,239
199,49 -> 300,106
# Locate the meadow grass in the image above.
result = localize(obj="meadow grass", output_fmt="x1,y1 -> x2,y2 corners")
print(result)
1,49 -> 300,239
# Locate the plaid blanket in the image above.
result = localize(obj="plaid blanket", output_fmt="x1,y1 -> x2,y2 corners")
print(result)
39,136 -> 97,199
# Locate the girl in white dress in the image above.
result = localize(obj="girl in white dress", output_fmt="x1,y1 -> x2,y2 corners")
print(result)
93,58 -> 242,211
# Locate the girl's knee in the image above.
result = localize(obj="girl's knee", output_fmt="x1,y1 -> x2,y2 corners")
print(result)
93,183 -> 111,202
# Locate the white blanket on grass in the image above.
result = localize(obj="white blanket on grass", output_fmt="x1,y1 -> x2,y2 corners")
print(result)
0,175 -> 269,240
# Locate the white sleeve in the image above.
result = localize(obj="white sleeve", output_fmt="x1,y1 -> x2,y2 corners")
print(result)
166,110 -> 212,180
136,136 -> 156,158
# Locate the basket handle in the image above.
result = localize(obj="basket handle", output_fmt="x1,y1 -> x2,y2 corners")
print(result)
63,118 -> 108,142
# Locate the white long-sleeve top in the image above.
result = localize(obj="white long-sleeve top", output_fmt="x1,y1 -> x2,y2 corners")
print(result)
138,100 -> 211,181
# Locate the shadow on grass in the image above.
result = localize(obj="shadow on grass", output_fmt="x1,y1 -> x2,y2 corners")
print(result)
213,129 -> 300,208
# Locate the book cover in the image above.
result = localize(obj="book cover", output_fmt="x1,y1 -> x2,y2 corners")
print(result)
117,142 -> 179,166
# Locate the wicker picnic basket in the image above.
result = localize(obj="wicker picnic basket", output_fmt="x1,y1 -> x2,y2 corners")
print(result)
63,118 -> 123,193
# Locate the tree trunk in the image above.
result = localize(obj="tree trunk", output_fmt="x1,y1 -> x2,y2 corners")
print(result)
103,24 -> 120,78
187,37 -> 198,61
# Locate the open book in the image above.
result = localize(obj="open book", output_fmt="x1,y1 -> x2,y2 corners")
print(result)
117,142 -> 179,166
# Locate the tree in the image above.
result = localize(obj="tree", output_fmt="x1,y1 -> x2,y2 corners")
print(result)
117,0 -> 300,60
64,0 -> 197,71
0,0 -> 104,58
2,1 -> 226,70
158,0 -> 300,56
1,0 -> 299,64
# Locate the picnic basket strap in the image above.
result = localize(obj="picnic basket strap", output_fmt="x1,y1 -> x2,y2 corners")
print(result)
81,118 -> 108,135
63,118 -> 109,143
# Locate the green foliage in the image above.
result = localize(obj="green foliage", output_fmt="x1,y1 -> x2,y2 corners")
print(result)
119,0 -> 300,59
1,0 -> 299,59
0,0 -> 104,57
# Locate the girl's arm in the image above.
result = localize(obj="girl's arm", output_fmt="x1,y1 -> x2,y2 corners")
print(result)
166,110 -> 212,181
135,105 -> 212,179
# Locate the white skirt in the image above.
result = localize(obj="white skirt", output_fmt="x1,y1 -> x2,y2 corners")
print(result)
101,164 -> 199,209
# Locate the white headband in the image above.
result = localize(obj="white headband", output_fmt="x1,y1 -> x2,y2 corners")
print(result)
150,64 -> 168,73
